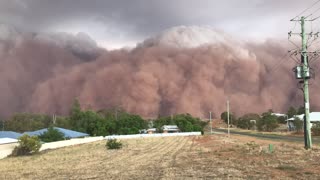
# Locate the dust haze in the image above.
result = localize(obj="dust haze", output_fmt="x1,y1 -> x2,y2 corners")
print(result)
1,25 -> 319,118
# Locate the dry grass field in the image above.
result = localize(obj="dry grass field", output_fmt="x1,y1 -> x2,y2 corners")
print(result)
0,135 -> 320,179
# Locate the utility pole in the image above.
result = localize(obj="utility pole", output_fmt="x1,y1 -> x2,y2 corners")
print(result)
53,114 -> 56,125
227,98 -> 230,137
209,112 -> 212,134
301,16 -> 312,149
290,16 -> 319,149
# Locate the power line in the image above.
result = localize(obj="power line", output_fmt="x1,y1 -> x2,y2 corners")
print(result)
291,0 -> 320,20
310,6 -> 320,17
267,52 -> 291,74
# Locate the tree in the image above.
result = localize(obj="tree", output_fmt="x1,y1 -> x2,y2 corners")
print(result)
74,110 -> 104,136
292,117 -> 303,132
311,122 -> 320,136
257,112 -> 279,132
297,106 -> 305,115
220,112 -> 236,125
39,127 -> 65,142
154,114 -> 207,133
237,113 -> 260,130
69,98 -> 82,128
287,106 -> 297,118
6,113 -> 52,132
55,116 -> 72,129
277,116 -> 287,124
115,113 -> 147,135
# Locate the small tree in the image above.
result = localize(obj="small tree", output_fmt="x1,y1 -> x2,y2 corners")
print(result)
69,98 -> 82,128
297,106 -> 305,115
11,134 -> 41,156
257,112 -> 279,132
39,127 -> 65,142
277,116 -> 287,124
287,106 -> 297,118
292,117 -> 303,132
220,112 -> 236,125
106,139 -> 123,149
311,122 -> 320,136
237,113 -> 260,130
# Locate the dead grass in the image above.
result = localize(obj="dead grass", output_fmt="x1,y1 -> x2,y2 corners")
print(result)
0,135 -> 320,179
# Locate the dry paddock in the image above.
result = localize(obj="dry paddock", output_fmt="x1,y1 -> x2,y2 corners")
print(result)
0,135 -> 320,179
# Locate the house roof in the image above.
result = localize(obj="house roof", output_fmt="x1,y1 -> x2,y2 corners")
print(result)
287,112 -> 320,122
162,125 -> 179,131
0,131 -> 22,139
24,127 -> 89,138
0,138 -> 18,145
272,113 -> 287,117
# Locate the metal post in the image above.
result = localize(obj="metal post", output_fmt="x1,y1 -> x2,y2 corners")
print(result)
227,98 -> 230,137
210,112 -> 212,134
285,115 -> 290,132
301,16 -> 312,149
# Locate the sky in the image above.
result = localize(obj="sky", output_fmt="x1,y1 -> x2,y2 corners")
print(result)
0,0 -> 319,49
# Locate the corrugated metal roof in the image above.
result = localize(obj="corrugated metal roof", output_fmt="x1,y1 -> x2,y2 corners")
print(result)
162,125 -> 179,131
272,113 -> 287,117
24,127 -> 89,138
286,112 -> 320,122
0,131 -> 22,139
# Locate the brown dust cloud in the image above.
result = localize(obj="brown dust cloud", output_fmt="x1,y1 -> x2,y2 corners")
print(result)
1,25 -> 319,119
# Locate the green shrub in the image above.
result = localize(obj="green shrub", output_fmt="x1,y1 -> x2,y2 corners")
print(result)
11,134 -> 41,156
39,127 -> 65,142
106,139 -> 123,150
257,112 -> 278,132
293,118 -> 303,132
236,113 -> 260,130
154,114 -> 207,133
312,122 -> 320,136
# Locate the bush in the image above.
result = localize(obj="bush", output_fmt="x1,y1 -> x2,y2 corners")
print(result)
293,118 -> 303,132
277,116 -> 287,124
106,139 -> 123,150
237,113 -> 260,130
220,112 -> 236,125
257,112 -> 279,132
154,114 -> 207,133
312,122 -> 320,136
39,127 -> 65,142
11,134 -> 41,156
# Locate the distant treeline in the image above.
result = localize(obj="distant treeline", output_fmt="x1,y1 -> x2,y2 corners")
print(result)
220,106 -> 306,132
1,99 -> 207,136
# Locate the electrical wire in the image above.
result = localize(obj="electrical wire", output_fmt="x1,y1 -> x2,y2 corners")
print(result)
262,52 -> 292,85
288,39 -> 300,49
310,6 -> 320,17
292,0 -> 320,20
267,52 -> 291,74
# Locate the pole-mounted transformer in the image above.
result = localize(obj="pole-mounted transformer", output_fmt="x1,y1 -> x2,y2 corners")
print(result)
294,65 -> 310,79
294,55 -> 310,79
